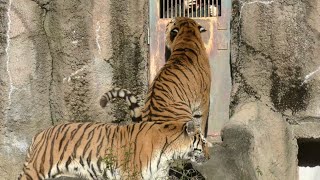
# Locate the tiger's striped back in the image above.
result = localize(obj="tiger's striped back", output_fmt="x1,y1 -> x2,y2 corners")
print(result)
18,120 -> 210,180
141,17 -> 211,135
99,18 -> 211,135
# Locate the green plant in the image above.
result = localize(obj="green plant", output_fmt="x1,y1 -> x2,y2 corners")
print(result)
104,149 -> 118,173
103,144 -> 139,180
103,147 -> 205,179
168,160 -> 205,180
256,166 -> 263,176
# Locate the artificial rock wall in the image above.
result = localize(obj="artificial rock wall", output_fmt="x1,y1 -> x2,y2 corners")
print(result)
211,0 -> 320,179
0,0 -> 148,179
196,0 -> 319,179
230,0 -> 320,118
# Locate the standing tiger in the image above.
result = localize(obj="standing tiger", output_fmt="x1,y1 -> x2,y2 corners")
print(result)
18,120 -> 210,180
100,17 -> 211,136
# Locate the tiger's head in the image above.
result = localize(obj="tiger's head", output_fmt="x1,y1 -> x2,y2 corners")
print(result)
184,120 -> 211,164
165,17 -> 207,52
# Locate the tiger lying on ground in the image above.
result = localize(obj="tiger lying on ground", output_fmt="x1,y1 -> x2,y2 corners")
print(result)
18,120 -> 210,180
100,17 -> 211,136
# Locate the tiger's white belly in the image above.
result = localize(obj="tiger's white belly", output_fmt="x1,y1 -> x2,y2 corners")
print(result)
49,158 -> 106,180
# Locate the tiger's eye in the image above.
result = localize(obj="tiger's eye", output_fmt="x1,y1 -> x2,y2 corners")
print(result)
170,28 -> 179,41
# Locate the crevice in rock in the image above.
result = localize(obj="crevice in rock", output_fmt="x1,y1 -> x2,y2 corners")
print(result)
0,0 -> 11,123
230,41 -> 269,115
33,0 -> 55,124
30,0 -> 51,11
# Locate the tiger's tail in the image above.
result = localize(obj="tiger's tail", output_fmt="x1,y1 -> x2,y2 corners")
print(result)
100,88 -> 142,122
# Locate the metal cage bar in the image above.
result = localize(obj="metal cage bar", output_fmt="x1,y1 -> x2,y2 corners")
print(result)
171,0 -> 173,18
210,0 -> 212,16
204,0 -> 206,17
192,0 -> 194,17
179,0 -> 182,16
159,0 -> 222,18
175,0 -> 177,17
196,0 -> 198,17
218,0 -> 221,16
166,0 -> 170,18
200,0 -> 202,17
162,0 -> 165,18
187,0 -> 190,17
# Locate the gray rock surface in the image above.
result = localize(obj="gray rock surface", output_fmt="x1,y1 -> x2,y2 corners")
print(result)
231,0 -> 320,119
198,102 -> 297,180
197,0 -> 320,179
217,0 -> 320,179
0,0 -> 148,179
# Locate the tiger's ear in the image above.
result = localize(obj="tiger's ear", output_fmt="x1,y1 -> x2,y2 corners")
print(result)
185,121 -> 200,136
198,26 -> 207,33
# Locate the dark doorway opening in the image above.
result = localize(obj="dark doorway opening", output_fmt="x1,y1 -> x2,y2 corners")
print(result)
298,138 -> 320,180
298,138 -> 320,167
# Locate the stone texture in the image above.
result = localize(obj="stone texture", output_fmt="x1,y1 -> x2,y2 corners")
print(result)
225,0 -> 320,179
198,102 -> 297,180
0,0 -> 148,179
231,0 -> 320,119
0,0 -> 53,178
